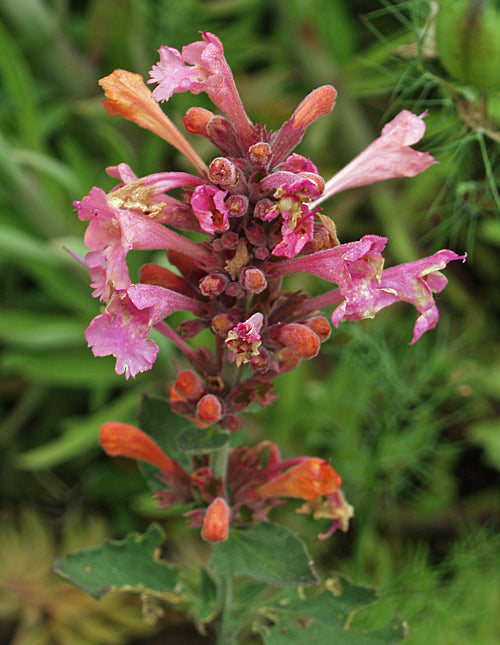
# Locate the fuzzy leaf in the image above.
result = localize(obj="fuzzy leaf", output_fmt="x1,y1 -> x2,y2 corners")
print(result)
54,523 -> 179,600
254,575 -> 407,644
210,523 -> 318,587
176,426 -> 230,454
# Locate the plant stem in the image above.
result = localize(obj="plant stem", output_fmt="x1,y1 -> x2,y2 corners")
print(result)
211,442 -> 230,481
216,571 -> 235,644
210,441 -> 235,643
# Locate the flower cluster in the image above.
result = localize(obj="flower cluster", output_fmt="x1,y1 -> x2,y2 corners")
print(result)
76,32 -> 465,542
100,422 -> 352,542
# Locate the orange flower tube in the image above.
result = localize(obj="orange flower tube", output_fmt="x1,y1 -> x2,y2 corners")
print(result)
99,70 -> 207,176
255,458 -> 341,501
99,422 -> 175,473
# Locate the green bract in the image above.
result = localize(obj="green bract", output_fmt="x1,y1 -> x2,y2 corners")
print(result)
436,0 -> 500,91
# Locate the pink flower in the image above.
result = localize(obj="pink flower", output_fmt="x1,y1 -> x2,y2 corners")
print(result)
271,238 -> 465,343
149,32 -> 255,148
190,184 -> 230,234
312,110 -> 436,207
225,313 -> 264,367
335,250 -> 467,344
85,285 -> 204,379
76,186 -> 210,302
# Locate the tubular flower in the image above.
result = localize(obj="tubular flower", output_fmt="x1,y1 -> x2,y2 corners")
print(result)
99,430 -> 351,540
254,458 -> 341,501
74,30 -> 464,434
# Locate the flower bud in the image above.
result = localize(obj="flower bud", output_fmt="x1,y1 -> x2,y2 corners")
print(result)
199,273 -> 229,298
174,370 -> 205,401
277,347 -> 301,373
220,231 -> 240,249
201,497 -> 230,543
226,194 -> 249,218
304,316 -> 331,342
276,323 -> 320,359
254,246 -> 270,260
436,0 -> 500,91
239,266 -> 268,294
183,107 -> 214,135
211,313 -> 240,336
248,142 -> 272,169
196,394 -> 223,426
208,157 -> 239,187
225,282 -> 245,299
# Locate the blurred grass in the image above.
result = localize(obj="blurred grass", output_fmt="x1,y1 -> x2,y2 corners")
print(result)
0,0 -> 499,643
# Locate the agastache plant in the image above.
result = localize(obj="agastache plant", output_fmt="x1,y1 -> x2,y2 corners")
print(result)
60,32 -> 465,644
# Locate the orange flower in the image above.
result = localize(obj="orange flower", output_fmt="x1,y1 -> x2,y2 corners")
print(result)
99,70 -> 207,175
99,422 -> 175,473
201,497 -> 230,543
255,458 -> 341,501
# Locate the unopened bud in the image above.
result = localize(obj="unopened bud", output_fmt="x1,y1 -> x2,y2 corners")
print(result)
183,107 -> 214,135
248,142 -> 272,169
199,273 -> 229,299
196,394 -> 223,426
174,370 -> 205,401
304,316 -> 331,342
220,231 -> 240,249
291,85 -> 337,130
209,157 -> 239,187
239,266 -> 268,294
277,323 -> 320,359
201,497 -> 230,542
212,313 -> 240,336
277,347 -> 301,373
226,194 -> 249,218
254,246 -> 270,260
225,282 -> 245,299
254,198 -> 276,221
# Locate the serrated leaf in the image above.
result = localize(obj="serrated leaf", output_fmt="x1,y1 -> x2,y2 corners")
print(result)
210,523 -> 318,587
54,523 -> 179,600
254,575 -> 407,644
137,394 -> 192,491
177,426 -> 230,454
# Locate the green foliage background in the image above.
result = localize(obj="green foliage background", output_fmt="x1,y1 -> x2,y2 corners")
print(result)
0,0 -> 499,643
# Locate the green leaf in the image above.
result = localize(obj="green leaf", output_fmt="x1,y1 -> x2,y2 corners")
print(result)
210,523 -> 318,587
254,575 -> 407,644
137,394 -> 192,491
177,426 -> 230,454
54,523 -> 179,600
